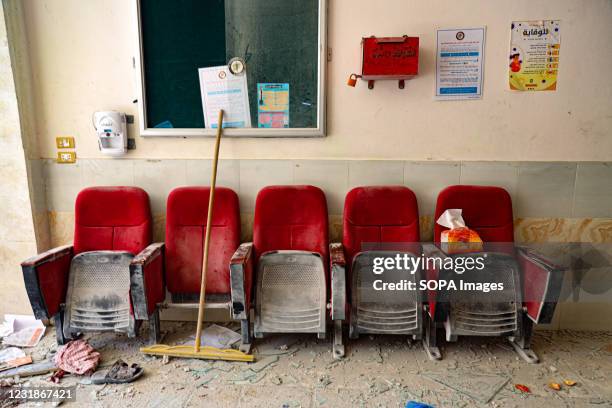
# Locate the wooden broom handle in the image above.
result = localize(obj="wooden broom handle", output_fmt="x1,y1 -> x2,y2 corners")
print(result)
195,109 -> 224,352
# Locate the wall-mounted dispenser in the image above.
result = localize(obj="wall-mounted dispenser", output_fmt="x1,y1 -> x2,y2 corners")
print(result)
93,111 -> 128,157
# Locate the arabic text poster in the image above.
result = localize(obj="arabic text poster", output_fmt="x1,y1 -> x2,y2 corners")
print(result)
257,83 -> 289,128
198,66 -> 251,128
509,20 -> 560,91
436,27 -> 486,100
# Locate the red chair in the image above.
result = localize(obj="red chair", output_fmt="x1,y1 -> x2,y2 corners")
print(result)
427,185 -> 563,362
130,187 -> 253,349
21,187 -> 157,344
336,187 -> 437,355
250,185 -> 346,358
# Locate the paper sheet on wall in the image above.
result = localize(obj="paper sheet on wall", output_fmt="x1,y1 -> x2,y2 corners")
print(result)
509,20 -> 560,91
257,83 -> 289,128
198,66 -> 251,128
435,27 -> 486,100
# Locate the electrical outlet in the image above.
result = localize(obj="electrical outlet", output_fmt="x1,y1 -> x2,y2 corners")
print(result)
57,151 -> 76,164
56,136 -> 75,149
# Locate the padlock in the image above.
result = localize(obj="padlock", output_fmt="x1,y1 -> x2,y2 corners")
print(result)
347,74 -> 358,87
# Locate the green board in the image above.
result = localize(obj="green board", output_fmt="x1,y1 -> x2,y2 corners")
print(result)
140,0 -> 319,129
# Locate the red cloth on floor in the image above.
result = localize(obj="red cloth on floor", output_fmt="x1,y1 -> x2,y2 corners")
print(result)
54,340 -> 100,375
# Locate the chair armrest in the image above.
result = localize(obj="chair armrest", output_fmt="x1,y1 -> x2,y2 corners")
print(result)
330,243 -> 346,321
230,242 -> 254,320
130,243 -> 165,320
517,246 -> 562,272
21,245 -> 73,320
517,246 -> 565,324
22,245 -> 73,268
131,242 -> 164,267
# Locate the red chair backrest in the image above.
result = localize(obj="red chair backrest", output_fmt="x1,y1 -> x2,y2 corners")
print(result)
165,187 -> 240,295
343,186 -> 420,267
74,187 -> 152,255
253,185 -> 329,270
434,185 -> 514,243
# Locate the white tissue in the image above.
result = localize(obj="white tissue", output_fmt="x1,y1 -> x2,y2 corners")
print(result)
436,209 -> 466,229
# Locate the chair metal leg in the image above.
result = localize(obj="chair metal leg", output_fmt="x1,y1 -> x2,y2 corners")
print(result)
348,320 -> 359,339
239,317 -> 252,353
57,304 -> 80,345
422,308 -> 442,361
332,320 -> 345,359
508,313 -> 539,363
54,311 -> 68,346
148,308 -> 161,344
128,315 -> 140,338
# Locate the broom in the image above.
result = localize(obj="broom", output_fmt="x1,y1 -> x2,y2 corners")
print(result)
140,110 -> 254,362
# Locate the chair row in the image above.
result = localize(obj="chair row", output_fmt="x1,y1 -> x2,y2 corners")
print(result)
21,185 -> 561,362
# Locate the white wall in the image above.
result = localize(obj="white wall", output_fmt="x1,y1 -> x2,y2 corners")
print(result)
21,0 -> 612,161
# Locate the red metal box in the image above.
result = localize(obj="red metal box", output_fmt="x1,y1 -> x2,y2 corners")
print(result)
361,36 -> 419,79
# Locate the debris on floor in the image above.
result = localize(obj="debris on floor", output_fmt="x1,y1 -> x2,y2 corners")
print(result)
182,323 -> 241,349
422,371 -> 510,403
1,314 -> 45,347
0,347 -> 31,371
0,324 -> 609,407
249,355 -> 278,372
0,359 -> 56,379
515,383 -> 531,393
255,334 -> 301,355
91,359 -> 144,384
54,339 -> 101,375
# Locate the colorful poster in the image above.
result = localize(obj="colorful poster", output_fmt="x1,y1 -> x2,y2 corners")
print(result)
257,83 -> 289,128
509,20 -> 560,91
198,65 -> 251,128
435,27 -> 486,100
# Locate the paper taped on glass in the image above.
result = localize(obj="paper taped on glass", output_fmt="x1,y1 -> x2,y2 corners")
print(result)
198,65 -> 251,128
257,83 -> 289,128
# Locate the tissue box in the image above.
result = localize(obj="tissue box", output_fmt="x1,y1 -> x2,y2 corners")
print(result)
440,227 -> 483,254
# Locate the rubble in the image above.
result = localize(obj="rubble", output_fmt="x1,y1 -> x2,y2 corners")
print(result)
316,374 -> 332,387
0,323 -> 608,407
248,355 -> 278,372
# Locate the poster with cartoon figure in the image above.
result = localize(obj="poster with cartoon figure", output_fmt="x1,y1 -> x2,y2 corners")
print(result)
509,20 -> 560,91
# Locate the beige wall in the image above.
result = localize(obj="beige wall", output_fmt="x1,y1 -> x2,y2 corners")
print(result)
0,1 -> 43,315
4,1 -> 612,326
21,0 -> 612,161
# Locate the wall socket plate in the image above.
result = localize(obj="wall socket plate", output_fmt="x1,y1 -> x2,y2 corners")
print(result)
57,151 -> 77,164
56,136 -> 75,149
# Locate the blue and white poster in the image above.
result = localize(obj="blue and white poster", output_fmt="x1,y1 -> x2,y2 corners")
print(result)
435,27 -> 486,100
